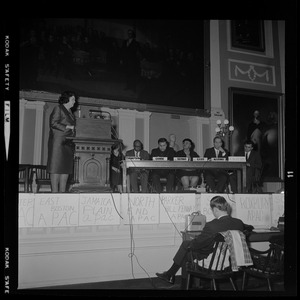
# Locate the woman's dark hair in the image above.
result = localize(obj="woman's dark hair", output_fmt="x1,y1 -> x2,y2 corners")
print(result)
210,195 -> 231,215
58,91 -> 78,104
182,138 -> 193,144
182,138 -> 195,151
111,141 -> 125,152
112,143 -> 120,151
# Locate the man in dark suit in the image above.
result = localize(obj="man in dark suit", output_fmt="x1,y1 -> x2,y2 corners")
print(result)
204,136 -> 230,193
229,139 -> 262,193
125,139 -> 150,193
150,137 -> 176,192
156,195 -> 249,287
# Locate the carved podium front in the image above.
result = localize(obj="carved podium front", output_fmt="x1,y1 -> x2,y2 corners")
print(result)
68,117 -> 120,192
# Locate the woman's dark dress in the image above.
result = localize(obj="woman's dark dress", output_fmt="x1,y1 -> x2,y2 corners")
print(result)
110,152 -> 124,188
47,104 -> 76,174
175,149 -> 201,177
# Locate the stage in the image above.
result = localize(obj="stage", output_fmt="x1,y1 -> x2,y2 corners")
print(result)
18,192 -> 284,289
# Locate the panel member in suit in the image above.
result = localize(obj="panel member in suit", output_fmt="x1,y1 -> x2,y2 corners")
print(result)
150,137 -> 176,192
47,91 -> 78,192
125,139 -> 150,193
156,195 -> 250,287
229,139 -> 262,193
204,136 -> 230,193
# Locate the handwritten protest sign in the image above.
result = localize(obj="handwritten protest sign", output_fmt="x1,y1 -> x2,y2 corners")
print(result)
33,194 -> 79,227
19,193 -> 35,227
159,193 -> 197,223
235,194 -> 271,228
79,194 -> 121,225
122,194 -> 159,224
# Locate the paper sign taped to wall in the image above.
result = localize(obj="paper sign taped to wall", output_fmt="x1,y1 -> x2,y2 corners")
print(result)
19,193 -> 35,227
33,194 -> 79,227
159,193 -> 197,224
235,194 -> 271,228
79,193 -> 121,226
122,193 -> 160,224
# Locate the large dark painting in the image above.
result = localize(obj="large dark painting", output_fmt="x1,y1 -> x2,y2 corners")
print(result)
19,18 -> 205,110
229,88 -> 284,181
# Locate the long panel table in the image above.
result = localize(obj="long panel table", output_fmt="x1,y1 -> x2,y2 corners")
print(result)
122,160 -> 246,193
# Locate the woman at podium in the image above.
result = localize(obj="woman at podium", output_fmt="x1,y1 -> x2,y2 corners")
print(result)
46,91 -> 78,192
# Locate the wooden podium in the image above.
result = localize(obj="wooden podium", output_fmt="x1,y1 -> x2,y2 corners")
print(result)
68,118 -> 121,192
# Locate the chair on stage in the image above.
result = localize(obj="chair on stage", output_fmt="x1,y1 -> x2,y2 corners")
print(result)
149,173 -> 168,193
185,230 -> 252,290
34,165 -> 51,193
19,164 -> 34,193
241,238 -> 284,291
34,165 -> 75,193
203,177 -> 230,193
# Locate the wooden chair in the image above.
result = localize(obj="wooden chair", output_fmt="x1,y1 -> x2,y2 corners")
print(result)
241,240 -> 284,291
34,165 -> 51,192
34,165 -> 75,193
19,164 -> 34,192
185,230 -> 251,290
149,171 -> 173,193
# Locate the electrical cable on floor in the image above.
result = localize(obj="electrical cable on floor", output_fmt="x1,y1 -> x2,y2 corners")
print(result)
126,191 -> 159,289
110,192 -> 123,219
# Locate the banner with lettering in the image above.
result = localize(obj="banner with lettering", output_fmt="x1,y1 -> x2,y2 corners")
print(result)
19,193 -> 283,229
78,194 -> 121,226
19,193 -> 35,227
159,193 -> 197,224
122,194 -> 159,224
33,194 -> 80,227
235,194 -> 271,228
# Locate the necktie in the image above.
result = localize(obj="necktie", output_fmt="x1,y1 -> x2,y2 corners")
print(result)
216,150 -> 219,157
245,152 -> 248,160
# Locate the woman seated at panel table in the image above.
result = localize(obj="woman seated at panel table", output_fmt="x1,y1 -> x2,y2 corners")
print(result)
175,138 -> 201,190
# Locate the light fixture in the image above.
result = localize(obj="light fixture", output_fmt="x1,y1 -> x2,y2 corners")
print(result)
215,119 -> 234,137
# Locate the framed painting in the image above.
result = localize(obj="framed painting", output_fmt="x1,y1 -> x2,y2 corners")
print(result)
19,18 -> 207,113
231,20 -> 265,52
228,88 -> 284,181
